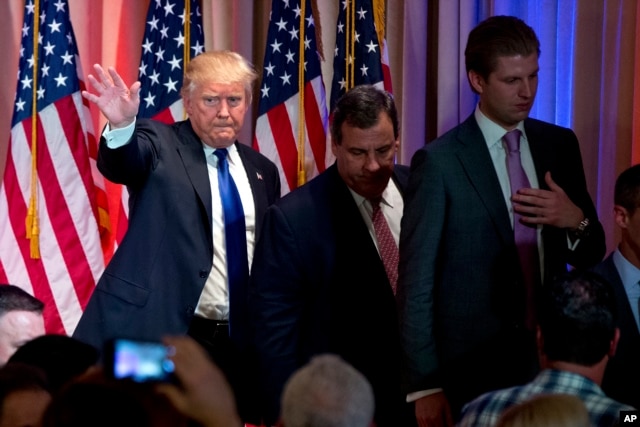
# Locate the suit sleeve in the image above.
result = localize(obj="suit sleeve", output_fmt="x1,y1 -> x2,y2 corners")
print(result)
97,119 -> 159,187
249,204 -> 305,424
555,129 -> 605,269
397,147 -> 446,392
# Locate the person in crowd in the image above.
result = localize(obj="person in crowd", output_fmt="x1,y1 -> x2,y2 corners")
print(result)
43,335 -> 242,427
397,15 -> 605,425
156,335 -> 242,427
8,334 -> 99,392
0,284 -> 45,365
591,164 -> 640,409
280,354 -> 375,427
0,362 -> 51,427
72,50 -> 280,423
458,270 -> 635,427
42,368 -> 189,427
249,85 -> 414,426
496,394 -> 590,427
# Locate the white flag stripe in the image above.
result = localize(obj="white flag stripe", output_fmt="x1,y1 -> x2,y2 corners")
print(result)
37,198 -> 84,334
0,186 -> 32,291
40,102 -> 104,282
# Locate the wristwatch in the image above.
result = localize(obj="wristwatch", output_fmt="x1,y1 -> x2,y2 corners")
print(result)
572,217 -> 590,239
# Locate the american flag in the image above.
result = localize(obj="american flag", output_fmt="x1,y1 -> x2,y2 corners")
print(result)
137,0 -> 204,122
0,0 -> 109,334
253,0 -> 330,195
330,0 -> 391,111
109,0 -> 205,248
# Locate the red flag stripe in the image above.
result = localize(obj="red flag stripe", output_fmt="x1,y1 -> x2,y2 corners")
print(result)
304,79 -> 329,174
267,103 -> 299,191
0,146 -> 66,333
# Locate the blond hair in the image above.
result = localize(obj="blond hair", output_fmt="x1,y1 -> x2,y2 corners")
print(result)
180,51 -> 258,103
497,394 -> 590,427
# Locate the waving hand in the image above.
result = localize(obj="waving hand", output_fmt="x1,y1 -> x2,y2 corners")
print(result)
82,64 -> 141,129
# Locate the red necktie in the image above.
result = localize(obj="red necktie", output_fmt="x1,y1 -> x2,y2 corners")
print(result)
371,198 -> 399,294
503,130 -> 539,329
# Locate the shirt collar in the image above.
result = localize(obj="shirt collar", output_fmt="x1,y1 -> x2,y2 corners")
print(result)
613,249 -> 640,294
202,142 -> 239,165
348,180 -> 396,211
474,104 -> 527,150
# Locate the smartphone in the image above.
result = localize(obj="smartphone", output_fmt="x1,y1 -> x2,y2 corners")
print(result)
104,338 -> 175,383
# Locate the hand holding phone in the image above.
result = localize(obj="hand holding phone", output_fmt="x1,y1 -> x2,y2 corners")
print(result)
105,338 -> 175,383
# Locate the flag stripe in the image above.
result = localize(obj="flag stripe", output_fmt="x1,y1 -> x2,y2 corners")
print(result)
39,99 -> 100,303
0,145 -> 67,333
304,79 -> 328,174
267,103 -> 298,191
0,0 -> 106,335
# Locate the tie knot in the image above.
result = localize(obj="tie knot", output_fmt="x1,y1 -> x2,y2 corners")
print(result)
503,129 -> 522,153
213,149 -> 229,163
370,197 -> 382,211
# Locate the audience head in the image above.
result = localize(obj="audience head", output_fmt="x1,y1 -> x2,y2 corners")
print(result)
496,394 -> 590,427
181,51 -> 258,149
280,354 -> 374,427
0,362 -> 51,427
330,85 -> 399,200
0,285 -> 45,364
465,15 -> 540,81
42,368 -> 188,427
614,164 -> 640,212
614,164 -> 640,262
537,270 -> 617,366
8,334 -> 99,392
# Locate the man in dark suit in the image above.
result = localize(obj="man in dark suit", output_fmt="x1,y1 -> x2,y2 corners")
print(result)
397,16 -> 606,426
72,51 -> 280,423
592,164 -> 640,409
250,85 -> 414,427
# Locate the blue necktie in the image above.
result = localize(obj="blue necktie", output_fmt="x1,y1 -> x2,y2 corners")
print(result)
214,149 -> 249,344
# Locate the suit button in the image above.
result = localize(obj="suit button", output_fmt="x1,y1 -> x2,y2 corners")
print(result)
199,270 -> 208,278
186,305 -> 195,315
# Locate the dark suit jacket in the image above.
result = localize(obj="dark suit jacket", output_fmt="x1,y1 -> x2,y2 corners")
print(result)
73,119 -> 280,350
592,253 -> 640,409
249,163 -> 412,427
397,114 -> 606,416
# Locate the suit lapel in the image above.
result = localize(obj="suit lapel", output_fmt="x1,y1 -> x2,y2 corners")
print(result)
523,119 -> 550,189
175,121 -> 213,234
327,165 -> 379,255
603,255 -> 640,339
455,116 -> 513,246
236,142 -> 268,239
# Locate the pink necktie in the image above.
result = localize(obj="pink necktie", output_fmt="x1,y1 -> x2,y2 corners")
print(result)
503,130 -> 539,329
371,198 -> 398,294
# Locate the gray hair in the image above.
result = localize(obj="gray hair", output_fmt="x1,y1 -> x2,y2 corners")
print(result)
281,354 -> 374,427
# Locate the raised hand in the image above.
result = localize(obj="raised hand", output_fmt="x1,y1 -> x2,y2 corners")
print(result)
82,64 -> 141,129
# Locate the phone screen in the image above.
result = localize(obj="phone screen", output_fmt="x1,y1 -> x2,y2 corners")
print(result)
108,339 -> 175,383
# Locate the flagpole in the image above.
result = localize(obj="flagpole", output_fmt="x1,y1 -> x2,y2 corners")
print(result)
27,0 -> 41,259
296,0 -> 307,187
348,0 -> 356,89
183,0 -> 191,121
